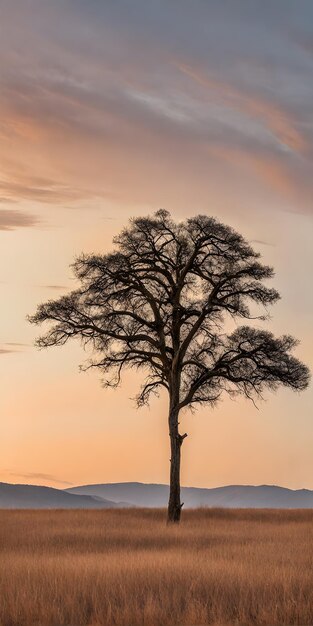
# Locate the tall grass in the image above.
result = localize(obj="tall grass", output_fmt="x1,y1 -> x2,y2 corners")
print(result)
1,508 -> 313,625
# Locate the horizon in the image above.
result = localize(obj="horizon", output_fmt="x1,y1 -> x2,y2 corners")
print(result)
2,479 -> 313,494
1,0 -> 312,492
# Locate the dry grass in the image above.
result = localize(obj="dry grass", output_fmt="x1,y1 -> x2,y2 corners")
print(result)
1,508 -> 313,625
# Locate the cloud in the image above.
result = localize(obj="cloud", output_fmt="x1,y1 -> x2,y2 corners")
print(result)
41,285 -> 67,290
3,470 -> 73,487
0,209 -> 39,230
0,342 -> 28,354
4,342 -> 29,347
252,239 -> 275,247
175,61 -> 309,156
0,175 -> 86,204
0,0 -> 312,215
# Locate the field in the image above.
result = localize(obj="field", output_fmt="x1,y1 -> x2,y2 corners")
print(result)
1,509 -> 313,625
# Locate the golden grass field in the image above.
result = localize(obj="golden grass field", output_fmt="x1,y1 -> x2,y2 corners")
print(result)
1,508 -> 313,625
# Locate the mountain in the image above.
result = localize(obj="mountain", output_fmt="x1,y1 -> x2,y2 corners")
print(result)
0,482 -> 123,509
67,482 -> 313,509
3,481 -> 313,509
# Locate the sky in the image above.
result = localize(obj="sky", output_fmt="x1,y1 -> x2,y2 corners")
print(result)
0,0 -> 312,490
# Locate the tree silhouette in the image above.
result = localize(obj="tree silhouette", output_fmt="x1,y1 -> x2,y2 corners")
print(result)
29,210 -> 310,522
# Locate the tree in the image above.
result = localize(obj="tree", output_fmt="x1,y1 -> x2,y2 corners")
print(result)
29,210 -> 310,522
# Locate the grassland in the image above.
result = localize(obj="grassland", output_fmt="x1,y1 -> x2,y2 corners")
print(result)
1,508 -> 313,625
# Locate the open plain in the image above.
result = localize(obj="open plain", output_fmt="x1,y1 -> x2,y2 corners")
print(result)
1,508 -> 313,625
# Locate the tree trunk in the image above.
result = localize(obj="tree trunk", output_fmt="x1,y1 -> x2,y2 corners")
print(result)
167,405 -> 187,523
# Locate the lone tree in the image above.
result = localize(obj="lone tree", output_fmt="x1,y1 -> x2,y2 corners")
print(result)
29,210 -> 309,522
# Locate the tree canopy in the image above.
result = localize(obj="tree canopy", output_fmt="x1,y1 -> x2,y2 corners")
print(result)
30,210 -> 309,406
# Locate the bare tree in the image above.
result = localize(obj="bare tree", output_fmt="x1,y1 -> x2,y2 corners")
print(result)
29,210 -> 310,522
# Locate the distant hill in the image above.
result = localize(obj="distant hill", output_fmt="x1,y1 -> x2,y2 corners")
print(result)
67,482 -> 313,509
3,481 -> 313,509
0,482 -> 123,509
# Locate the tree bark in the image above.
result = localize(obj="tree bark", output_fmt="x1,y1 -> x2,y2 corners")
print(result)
167,405 -> 187,523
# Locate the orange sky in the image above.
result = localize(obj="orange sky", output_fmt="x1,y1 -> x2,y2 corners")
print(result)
0,1 -> 312,490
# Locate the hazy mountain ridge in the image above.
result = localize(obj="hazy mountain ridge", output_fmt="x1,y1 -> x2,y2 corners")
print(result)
3,481 -> 313,509
67,482 -> 313,509
0,482 -> 122,509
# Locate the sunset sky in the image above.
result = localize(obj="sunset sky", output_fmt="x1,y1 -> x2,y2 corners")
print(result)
1,0 -> 312,490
